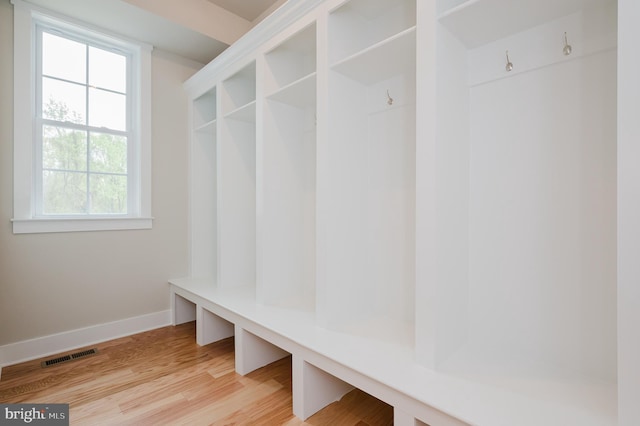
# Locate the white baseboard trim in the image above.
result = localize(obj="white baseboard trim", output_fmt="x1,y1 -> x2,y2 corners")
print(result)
0,310 -> 172,375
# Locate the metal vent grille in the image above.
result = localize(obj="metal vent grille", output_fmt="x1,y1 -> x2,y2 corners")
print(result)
41,348 -> 98,368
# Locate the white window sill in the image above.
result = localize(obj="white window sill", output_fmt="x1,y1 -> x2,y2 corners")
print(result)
12,217 -> 154,234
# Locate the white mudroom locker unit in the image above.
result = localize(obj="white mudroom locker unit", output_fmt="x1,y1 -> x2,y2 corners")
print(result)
170,0 -> 640,424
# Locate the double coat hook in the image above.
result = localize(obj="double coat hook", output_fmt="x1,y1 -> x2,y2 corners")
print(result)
503,32 -> 572,72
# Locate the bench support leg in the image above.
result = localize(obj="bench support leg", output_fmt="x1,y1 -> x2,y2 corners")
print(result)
172,293 -> 196,325
292,356 -> 354,420
395,409 -> 419,426
234,326 -> 289,375
196,306 -> 234,346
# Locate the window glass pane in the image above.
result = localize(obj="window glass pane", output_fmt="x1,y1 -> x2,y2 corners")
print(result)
90,132 -> 127,174
32,17 -> 141,221
90,174 -> 127,214
43,126 -> 87,171
43,170 -> 87,214
89,88 -> 126,131
89,46 -> 126,93
42,77 -> 86,124
42,32 -> 86,84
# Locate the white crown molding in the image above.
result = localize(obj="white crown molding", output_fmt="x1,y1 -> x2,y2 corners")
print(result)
183,0 -> 325,98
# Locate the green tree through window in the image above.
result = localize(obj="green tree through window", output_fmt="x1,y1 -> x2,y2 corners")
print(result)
38,26 -> 130,216
42,98 -> 128,215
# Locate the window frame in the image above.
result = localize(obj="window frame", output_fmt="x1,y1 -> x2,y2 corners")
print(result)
11,0 -> 153,234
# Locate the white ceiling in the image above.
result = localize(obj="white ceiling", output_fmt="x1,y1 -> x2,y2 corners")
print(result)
21,0 -> 284,65
206,0 -> 280,22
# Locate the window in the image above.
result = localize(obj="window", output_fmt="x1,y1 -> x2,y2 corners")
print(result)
38,28 -> 130,215
12,0 -> 153,233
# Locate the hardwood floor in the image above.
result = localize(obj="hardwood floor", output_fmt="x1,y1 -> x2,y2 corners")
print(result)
0,323 -> 393,425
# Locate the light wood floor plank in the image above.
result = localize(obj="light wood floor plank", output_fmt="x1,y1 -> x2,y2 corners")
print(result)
0,322 -> 393,425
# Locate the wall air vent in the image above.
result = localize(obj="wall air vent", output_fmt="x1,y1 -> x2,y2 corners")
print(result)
41,348 -> 98,368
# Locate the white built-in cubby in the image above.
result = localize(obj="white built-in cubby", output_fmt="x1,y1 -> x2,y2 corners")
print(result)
218,61 -> 257,290
190,87 -> 217,278
318,0 -> 416,345
193,87 -> 217,132
260,20 -> 317,311
175,0 -> 639,424
417,0 -> 618,419
328,0 -> 416,66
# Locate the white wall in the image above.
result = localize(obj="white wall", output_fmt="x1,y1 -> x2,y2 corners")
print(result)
0,0 -> 199,349
618,1 -> 640,423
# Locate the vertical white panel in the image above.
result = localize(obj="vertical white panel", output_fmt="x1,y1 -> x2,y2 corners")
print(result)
190,128 -> 217,279
618,0 -> 640,423
434,23 -> 471,367
12,0 -> 35,220
261,100 -> 316,309
315,9 -> 330,326
320,70 -> 367,329
414,0 -> 438,368
466,51 -> 616,378
218,117 -> 256,288
218,62 -> 257,289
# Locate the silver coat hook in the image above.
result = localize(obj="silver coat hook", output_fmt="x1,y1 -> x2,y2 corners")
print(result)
386,89 -> 394,105
505,50 -> 513,72
563,32 -> 572,56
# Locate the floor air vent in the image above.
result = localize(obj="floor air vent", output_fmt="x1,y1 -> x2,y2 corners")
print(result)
41,348 -> 98,368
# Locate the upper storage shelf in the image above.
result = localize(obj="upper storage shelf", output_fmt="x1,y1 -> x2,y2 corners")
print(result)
221,62 -> 256,116
193,87 -> 217,132
438,0 -> 615,48
224,100 -> 256,123
329,0 -> 416,66
267,73 -> 317,108
330,27 -> 415,85
265,22 -> 317,97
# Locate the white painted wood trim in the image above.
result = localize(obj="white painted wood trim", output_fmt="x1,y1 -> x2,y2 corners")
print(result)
10,0 -> 154,233
0,310 -> 171,370
169,278 -> 621,426
12,217 -> 154,234
183,0 -> 325,98
617,1 -> 640,424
